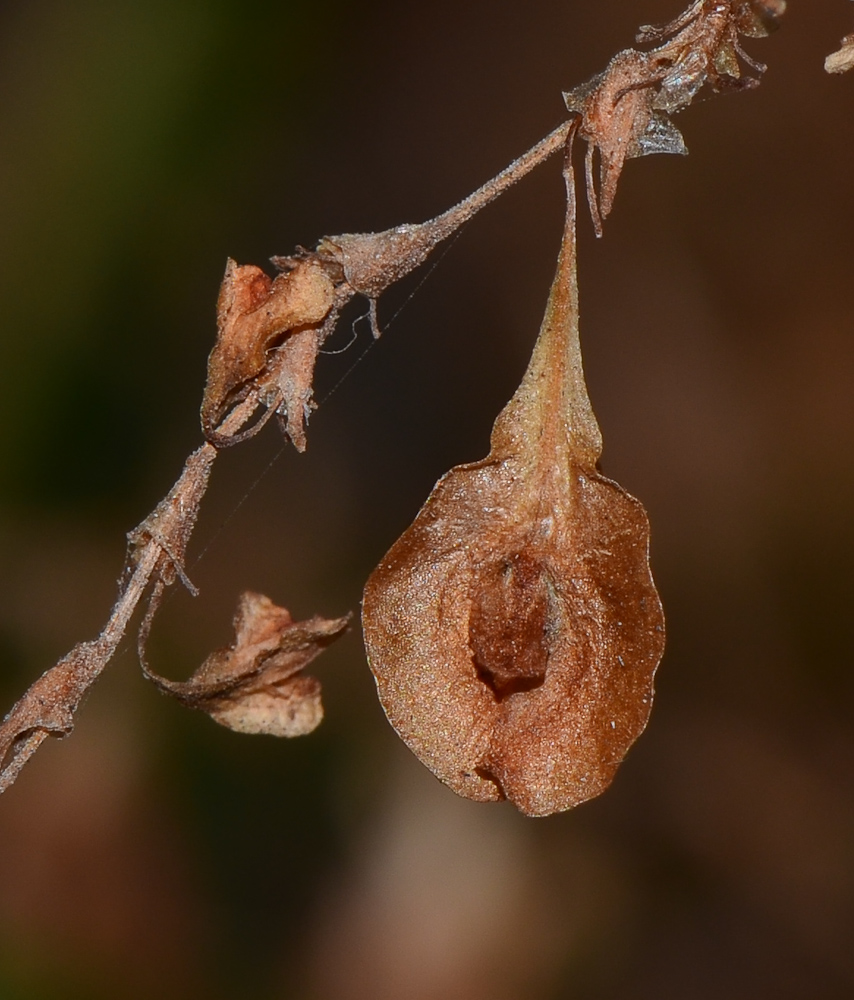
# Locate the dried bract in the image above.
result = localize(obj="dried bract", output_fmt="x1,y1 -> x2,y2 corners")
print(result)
362,166 -> 665,817
145,592 -> 350,737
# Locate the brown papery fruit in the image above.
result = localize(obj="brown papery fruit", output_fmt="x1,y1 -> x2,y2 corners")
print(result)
362,157 -> 664,817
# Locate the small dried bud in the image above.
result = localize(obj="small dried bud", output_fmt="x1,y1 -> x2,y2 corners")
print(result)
362,168 -> 664,817
126,444 -> 216,595
309,219 -> 474,338
145,592 -> 350,738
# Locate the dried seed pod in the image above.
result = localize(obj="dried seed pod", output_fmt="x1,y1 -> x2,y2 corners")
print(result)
362,161 -> 664,817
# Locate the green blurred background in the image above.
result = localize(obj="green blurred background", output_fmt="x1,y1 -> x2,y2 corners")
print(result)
2,0 -> 854,997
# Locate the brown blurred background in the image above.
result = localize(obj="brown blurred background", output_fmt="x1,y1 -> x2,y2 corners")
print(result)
1,0 -> 853,997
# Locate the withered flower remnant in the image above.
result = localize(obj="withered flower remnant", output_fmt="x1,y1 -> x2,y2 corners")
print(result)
362,159 -> 665,817
201,258 -> 337,450
144,592 -> 350,738
638,0 -> 785,106
564,49 -> 688,237
567,0 -> 785,235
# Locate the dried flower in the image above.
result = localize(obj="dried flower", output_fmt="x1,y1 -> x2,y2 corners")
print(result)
567,0 -> 785,235
362,160 -> 665,817
201,258 -> 337,450
144,592 -> 350,737
564,50 -> 688,236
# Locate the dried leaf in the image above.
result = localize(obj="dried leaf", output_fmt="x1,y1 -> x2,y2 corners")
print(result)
362,166 -> 665,817
145,592 -> 350,738
201,258 -> 336,448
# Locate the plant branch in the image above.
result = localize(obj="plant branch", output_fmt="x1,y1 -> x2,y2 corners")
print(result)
0,395 -> 256,792
0,0 -> 788,796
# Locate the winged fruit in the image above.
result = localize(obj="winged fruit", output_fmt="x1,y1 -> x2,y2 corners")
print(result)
362,162 -> 665,817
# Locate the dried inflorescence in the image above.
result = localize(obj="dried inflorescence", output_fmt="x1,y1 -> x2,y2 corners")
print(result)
144,592 -> 350,737
566,0 -> 785,234
0,0 -> 789,797
362,159 -> 665,817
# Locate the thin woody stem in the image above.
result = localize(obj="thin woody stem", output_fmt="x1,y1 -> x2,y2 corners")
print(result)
0,545 -> 161,793
427,122 -> 574,238
312,121 -> 576,333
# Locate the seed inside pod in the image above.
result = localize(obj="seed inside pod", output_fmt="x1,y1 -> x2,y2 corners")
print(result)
362,155 -> 665,817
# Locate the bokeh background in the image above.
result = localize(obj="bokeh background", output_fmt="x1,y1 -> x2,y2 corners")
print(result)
1,1 -> 853,997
